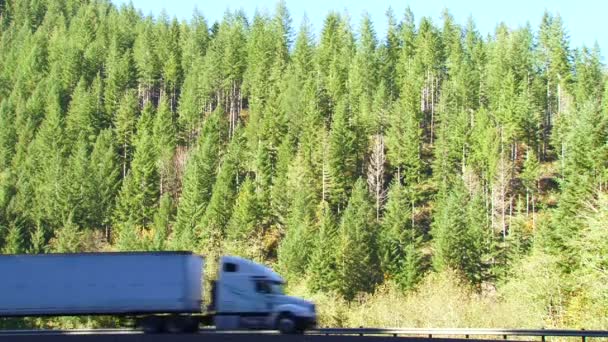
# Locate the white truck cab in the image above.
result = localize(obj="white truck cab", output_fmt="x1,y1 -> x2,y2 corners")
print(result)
212,256 -> 316,333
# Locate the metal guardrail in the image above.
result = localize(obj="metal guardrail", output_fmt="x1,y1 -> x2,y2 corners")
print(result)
313,328 -> 608,341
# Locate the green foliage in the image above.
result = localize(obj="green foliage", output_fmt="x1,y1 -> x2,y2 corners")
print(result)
172,108 -> 226,249
197,131 -> 243,252
113,103 -> 159,229
307,201 -> 338,293
432,177 -> 490,284
151,194 -> 173,251
50,214 -> 83,253
0,2 -> 607,329
225,177 -> 260,257
380,180 -> 424,290
2,222 -> 23,254
334,179 -> 381,299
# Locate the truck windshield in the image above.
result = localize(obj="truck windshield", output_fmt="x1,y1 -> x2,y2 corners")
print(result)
270,282 -> 285,295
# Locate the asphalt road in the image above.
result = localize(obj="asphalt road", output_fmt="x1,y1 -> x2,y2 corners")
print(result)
0,330 -> 528,342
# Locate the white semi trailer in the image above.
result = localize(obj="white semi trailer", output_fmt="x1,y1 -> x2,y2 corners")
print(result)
0,251 -> 316,334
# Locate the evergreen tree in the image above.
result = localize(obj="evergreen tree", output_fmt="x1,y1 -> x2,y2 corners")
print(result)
308,201 -> 338,293
2,222 -> 24,254
225,177 -> 260,257
104,40 -> 134,117
133,16 -> 160,103
65,78 -> 98,145
172,108 -> 226,249
380,180 -> 424,290
113,103 -> 159,229
113,89 -> 138,178
334,179 -> 381,299
89,129 -> 119,234
197,131 -> 243,252
0,99 -> 17,170
154,94 -> 177,196
50,214 -> 83,253
278,152 -> 316,277
328,100 -> 357,211
432,177 -> 489,284
151,194 -> 172,251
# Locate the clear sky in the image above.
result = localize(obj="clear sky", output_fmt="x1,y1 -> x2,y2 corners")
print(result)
113,0 -> 606,59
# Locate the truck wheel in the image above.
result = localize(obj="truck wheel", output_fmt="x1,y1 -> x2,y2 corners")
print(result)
182,317 -> 200,333
165,316 -> 187,334
276,314 -> 297,334
138,316 -> 164,334
165,316 -> 199,334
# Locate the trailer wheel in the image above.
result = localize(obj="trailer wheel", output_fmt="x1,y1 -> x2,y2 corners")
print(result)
165,316 -> 186,333
182,317 -> 200,333
276,314 -> 297,334
138,316 -> 164,334
165,316 -> 199,334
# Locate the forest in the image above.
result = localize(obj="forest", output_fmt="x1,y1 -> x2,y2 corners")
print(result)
0,0 -> 607,329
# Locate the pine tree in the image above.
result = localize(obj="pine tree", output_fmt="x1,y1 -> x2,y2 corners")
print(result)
197,132 -> 243,252
154,94 -> 177,196
28,224 -> 46,254
103,40 -> 134,117
0,98 -> 17,170
334,179 -> 381,299
31,82 -> 66,228
348,12 -> 378,138
114,89 -> 138,178
386,73 -> 423,185
50,214 -> 83,253
114,218 -> 141,251
180,9 -> 209,73
65,78 -> 97,145
380,180 -> 424,290
278,152 -> 316,278
2,222 -> 24,254
89,129 -> 119,235
133,17 -> 160,104
172,108 -> 226,249
151,194 -> 172,251
328,100 -> 357,211
432,177 -> 489,284
316,12 -> 354,115
113,103 -> 159,229
308,201 -> 338,293
62,135 -> 92,228
225,177 -> 259,257
177,59 -> 204,145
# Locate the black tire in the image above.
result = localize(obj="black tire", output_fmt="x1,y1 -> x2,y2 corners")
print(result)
182,317 -> 200,333
138,316 -> 164,334
165,316 -> 199,334
165,316 -> 186,334
276,314 -> 297,334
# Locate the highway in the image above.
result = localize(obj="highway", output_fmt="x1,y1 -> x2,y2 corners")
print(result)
0,329 -> 519,342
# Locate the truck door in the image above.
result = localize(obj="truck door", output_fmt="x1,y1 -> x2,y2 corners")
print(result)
238,278 -> 272,329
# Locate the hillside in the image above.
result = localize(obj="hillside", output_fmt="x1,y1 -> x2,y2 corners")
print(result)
0,0 -> 607,329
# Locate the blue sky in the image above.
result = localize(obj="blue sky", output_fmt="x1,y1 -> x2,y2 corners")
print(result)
113,0 -> 606,59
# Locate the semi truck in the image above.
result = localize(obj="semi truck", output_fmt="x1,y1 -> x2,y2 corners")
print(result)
0,251 -> 316,334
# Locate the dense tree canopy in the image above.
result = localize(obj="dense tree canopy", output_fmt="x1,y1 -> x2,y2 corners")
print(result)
0,0 -> 606,314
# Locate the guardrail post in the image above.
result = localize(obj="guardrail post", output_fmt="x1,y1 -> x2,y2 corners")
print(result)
429,334 -> 433,338
466,334 -> 469,339
503,335 -> 507,340
541,327 -> 546,342
359,326 -> 363,337
581,328 -> 586,342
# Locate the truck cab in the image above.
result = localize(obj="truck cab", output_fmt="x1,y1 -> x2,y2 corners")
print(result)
212,256 -> 316,333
